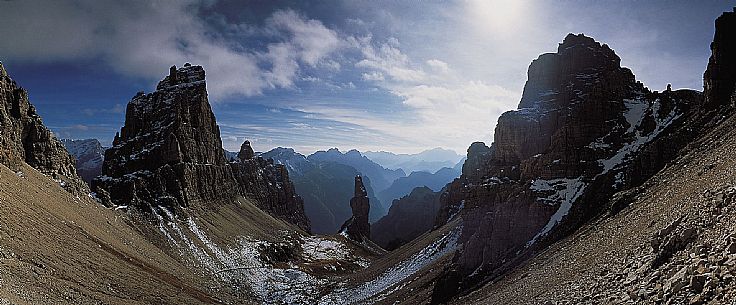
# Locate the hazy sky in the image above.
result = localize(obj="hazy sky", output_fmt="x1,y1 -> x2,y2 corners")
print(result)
0,0 -> 733,154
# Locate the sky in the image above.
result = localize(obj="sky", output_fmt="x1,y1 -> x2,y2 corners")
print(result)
0,0 -> 734,154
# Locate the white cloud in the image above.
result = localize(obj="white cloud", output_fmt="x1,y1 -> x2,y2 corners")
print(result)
0,1 -> 343,100
341,36 -> 520,152
426,59 -> 450,73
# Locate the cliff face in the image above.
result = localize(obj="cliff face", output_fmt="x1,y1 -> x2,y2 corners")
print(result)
0,62 -> 85,193
340,176 -> 371,242
92,64 -> 309,231
704,8 -> 736,107
432,34 -> 703,300
229,141 -> 310,231
450,10 -> 736,304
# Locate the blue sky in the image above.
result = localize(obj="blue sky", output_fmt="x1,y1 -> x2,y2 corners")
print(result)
1,0 -> 734,154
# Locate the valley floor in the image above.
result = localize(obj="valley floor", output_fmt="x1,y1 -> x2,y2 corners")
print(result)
0,161 -> 463,305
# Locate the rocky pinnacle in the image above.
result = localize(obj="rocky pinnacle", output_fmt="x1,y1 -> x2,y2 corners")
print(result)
340,175 -> 371,242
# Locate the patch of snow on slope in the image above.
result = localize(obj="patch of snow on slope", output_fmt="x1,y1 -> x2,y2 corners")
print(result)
599,98 -> 680,173
528,178 -> 587,245
302,236 -> 352,261
154,208 -> 339,304
318,224 -> 462,304
530,178 -> 586,206
529,97 -> 682,245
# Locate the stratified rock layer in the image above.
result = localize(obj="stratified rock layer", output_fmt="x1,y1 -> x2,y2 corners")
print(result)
0,62 -> 85,193
93,64 -> 309,231
432,34 -> 703,301
340,176 -> 371,242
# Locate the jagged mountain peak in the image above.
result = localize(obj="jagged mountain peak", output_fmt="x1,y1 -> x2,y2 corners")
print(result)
340,175 -> 372,243
519,32 -> 640,110
93,64 -> 310,231
0,62 -> 86,193
432,32 -> 703,301
61,138 -> 105,184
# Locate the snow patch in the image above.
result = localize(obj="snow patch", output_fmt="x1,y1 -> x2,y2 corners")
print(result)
528,178 -> 587,245
319,225 -> 462,304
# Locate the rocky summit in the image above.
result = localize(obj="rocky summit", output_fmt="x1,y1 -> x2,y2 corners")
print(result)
432,33 -> 705,301
92,64 -> 310,231
704,8 -> 736,107
229,140 -> 311,231
340,175 -> 372,242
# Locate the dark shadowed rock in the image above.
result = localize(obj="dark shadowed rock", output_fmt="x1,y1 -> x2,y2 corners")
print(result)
238,140 -> 255,160
372,186 -> 442,250
340,175 -> 371,242
704,9 -> 736,107
229,141 -> 310,231
432,34 -> 704,302
0,62 -> 86,194
92,65 -> 310,231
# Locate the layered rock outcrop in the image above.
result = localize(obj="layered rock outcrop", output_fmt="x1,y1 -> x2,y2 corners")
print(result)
704,8 -> 736,106
432,34 -> 703,301
92,64 -> 309,231
0,62 -> 85,193
229,141 -> 310,230
340,176 -> 371,242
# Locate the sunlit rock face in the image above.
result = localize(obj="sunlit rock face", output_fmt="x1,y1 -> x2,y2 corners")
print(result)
0,62 -> 86,194
92,64 -> 310,232
432,34 -> 703,301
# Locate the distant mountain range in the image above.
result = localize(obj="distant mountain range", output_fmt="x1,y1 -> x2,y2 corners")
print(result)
363,147 -> 465,174
377,167 -> 459,210
61,138 -> 105,184
309,148 -> 406,198
261,147 -> 387,234
256,147 -> 469,235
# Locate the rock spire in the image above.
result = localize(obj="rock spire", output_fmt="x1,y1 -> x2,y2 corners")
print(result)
340,175 -> 371,242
